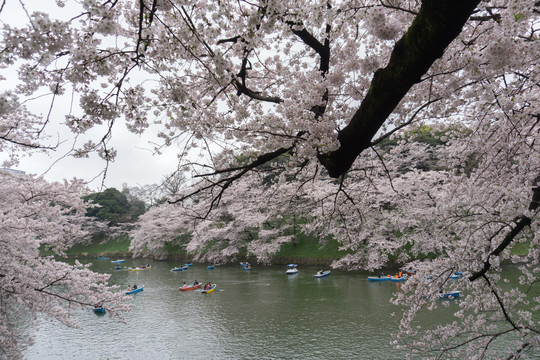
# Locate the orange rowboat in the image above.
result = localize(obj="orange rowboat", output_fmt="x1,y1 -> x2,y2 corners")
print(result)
179,283 -> 202,291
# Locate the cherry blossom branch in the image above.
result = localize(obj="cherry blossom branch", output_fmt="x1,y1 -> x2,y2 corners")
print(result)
168,141 -> 300,217
482,274 -> 521,331
469,180 -> 540,281
134,0 -> 157,62
318,0 -> 482,178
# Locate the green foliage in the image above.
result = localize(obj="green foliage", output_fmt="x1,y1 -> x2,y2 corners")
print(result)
376,124 -> 449,150
39,234 -> 132,257
276,231 -> 349,260
83,188 -> 146,224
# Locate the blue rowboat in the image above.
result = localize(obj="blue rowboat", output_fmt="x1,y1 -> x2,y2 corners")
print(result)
207,265 -> 216,270
390,276 -> 407,282
184,263 -> 193,267
438,290 -> 460,299
97,257 -> 109,260
111,259 -> 125,264
92,307 -> 105,314
125,287 -> 144,295
171,266 -> 188,271
285,264 -> 298,275
368,276 -> 392,282
314,270 -> 330,278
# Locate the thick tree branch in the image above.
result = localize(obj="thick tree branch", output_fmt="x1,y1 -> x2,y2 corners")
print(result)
469,181 -> 540,281
318,0 -> 481,178
168,135 -> 305,217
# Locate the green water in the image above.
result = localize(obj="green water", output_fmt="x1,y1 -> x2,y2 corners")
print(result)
22,260 -> 539,359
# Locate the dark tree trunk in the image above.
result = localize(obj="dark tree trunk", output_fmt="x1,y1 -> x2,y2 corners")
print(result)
318,0 -> 482,178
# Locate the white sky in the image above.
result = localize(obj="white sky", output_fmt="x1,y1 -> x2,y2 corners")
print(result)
11,127 -> 180,191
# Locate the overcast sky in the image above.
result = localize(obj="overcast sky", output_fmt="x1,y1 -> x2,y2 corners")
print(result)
10,127 -> 180,191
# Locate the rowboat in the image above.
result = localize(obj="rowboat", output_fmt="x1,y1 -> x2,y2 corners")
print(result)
390,276 -> 407,282
368,276 -> 392,282
449,272 -> 464,279
129,267 -> 142,271
207,265 -> 216,270
92,307 -> 105,314
179,283 -> 202,291
184,263 -> 193,267
285,264 -> 298,275
201,284 -> 216,293
314,270 -> 330,278
111,259 -> 125,264
438,290 -> 460,299
125,287 -> 144,295
171,266 -> 188,271
244,265 -> 252,270
97,257 -> 109,260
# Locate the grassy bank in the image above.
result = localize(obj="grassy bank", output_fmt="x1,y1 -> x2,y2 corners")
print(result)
52,231 -> 347,265
52,232 -> 530,267
44,234 -> 133,258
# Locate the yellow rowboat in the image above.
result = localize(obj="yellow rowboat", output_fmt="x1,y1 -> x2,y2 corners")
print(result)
201,284 -> 216,293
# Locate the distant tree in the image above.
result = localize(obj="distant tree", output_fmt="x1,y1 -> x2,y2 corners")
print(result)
83,188 -> 131,224
121,185 -> 147,219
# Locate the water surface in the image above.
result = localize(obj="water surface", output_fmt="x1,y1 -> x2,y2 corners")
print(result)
23,260 -> 538,359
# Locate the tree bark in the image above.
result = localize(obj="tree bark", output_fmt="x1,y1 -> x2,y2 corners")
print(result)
318,0 -> 481,178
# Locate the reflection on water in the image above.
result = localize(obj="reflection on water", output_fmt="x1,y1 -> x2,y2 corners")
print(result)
22,261 -> 539,360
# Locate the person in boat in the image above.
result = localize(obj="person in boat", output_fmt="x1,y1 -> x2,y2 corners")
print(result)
317,270 -> 323,275
133,284 -> 137,289
193,280 -> 199,286
204,282 -> 211,290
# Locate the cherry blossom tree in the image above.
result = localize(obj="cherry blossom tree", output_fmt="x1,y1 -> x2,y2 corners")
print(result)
0,170 -> 130,359
2,0 -> 540,358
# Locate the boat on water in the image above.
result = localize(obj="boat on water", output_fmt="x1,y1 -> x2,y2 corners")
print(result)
449,272 -> 464,279
184,263 -> 193,267
390,275 -> 407,282
97,257 -> 109,260
438,290 -> 460,299
129,267 -> 142,271
285,264 -> 298,275
179,283 -> 202,291
125,286 -> 144,295
201,284 -> 216,293
114,266 -> 121,270
207,265 -> 216,270
111,259 -> 125,264
368,276 -> 392,282
92,306 -> 105,314
244,265 -> 252,270
314,270 -> 330,278
171,266 -> 188,271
